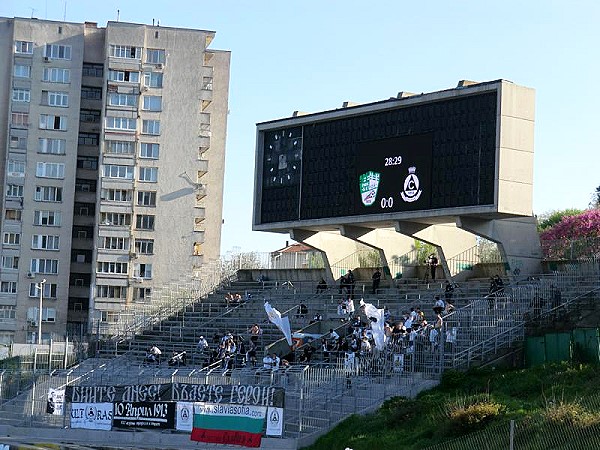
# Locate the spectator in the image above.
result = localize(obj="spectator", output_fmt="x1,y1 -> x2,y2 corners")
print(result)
146,345 -> 161,364
426,253 -> 439,280
433,295 -> 445,315
338,274 -> 348,295
346,270 -> 356,298
310,313 -> 323,324
246,336 -> 258,367
250,323 -> 263,336
316,278 -> 327,293
263,354 -> 274,370
444,280 -> 455,303
297,303 -> 309,319
372,268 -> 382,294
299,345 -> 315,363
346,297 -> 355,318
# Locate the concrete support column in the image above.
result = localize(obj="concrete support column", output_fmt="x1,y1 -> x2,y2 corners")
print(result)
395,221 -> 478,279
456,215 -> 542,280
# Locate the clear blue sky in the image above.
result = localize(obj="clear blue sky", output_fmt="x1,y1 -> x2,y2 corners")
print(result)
3,0 -> 599,255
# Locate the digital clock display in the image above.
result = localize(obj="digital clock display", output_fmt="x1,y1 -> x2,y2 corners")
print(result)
356,134 -> 433,214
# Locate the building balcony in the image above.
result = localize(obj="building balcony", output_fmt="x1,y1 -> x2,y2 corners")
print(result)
197,159 -> 208,178
71,238 -> 94,250
74,191 -> 96,203
68,285 -> 90,298
72,215 -> 95,227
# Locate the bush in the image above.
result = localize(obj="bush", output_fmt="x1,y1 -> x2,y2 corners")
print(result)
445,394 -> 505,434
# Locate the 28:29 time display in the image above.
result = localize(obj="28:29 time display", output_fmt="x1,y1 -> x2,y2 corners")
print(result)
384,156 -> 402,166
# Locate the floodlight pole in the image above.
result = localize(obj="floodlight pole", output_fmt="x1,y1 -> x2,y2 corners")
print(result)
36,279 -> 47,345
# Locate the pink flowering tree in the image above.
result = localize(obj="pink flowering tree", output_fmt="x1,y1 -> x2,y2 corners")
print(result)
540,209 -> 600,259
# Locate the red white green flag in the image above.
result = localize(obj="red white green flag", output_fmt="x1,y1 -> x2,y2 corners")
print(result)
190,402 -> 267,448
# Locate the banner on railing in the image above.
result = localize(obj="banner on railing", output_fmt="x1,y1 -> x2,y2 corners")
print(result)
46,388 -> 65,415
70,403 -> 112,430
112,401 -> 176,429
176,401 -> 194,431
65,383 -> 285,407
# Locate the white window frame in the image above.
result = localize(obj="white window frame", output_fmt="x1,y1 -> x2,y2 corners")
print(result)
108,70 -> 140,83
102,165 -> 134,180
105,141 -> 134,155
0,282 -> 17,294
135,239 -> 154,255
105,117 -> 136,131
34,186 -> 63,202
142,120 -> 160,135
34,210 -> 62,226
38,138 -> 66,155
100,189 -> 132,202
108,93 -> 137,107
135,214 -> 155,230
1,256 -> 19,270
44,44 -> 71,60
14,65 -> 31,78
14,41 -> 33,54
47,91 -> 69,107
109,45 -> 141,59
42,67 -> 70,83
36,162 -> 65,179
145,49 -> 165,64
138,167 -> 158,182
6,184 -> 24,198
7,160 -> 25,177
142,96 -> 162,111
143,72 -> 163,88
39,114 -> 67,131
29,283 -> 57,299
12,89 -> 30,102
31,234 -> 60,250
11,113 -> 29,127
3,232 -> 21,246
139,143 -> 159,159
30,258 -> 59,274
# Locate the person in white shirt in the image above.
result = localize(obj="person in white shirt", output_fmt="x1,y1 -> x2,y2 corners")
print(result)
263,354 -> 274,370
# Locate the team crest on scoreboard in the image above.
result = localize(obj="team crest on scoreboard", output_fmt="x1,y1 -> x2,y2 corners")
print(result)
359,171 -> 381,206
400,167 -> 422,202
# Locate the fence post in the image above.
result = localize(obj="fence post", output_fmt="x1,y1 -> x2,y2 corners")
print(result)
48,338 -> 53,373
63,336 -> 69,369
509,419 -> 515,450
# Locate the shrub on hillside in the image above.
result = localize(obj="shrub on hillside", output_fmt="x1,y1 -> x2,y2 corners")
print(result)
445,394 -> 505,434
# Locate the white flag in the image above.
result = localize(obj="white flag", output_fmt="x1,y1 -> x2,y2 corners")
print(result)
361,301 -> 386,350
265,302 -> 292,346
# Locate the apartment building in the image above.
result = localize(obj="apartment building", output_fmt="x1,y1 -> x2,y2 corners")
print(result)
0,18 -> 230,344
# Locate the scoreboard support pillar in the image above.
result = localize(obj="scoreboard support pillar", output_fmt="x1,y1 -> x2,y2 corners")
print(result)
456,216 -> 542,280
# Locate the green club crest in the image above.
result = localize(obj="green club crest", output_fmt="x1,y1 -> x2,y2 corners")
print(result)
359,171 -> 380,206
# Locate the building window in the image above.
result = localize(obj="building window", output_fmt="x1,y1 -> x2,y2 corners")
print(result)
80,86 -> 102,100
142,96 -> 162,111
108,70 -> 139,83
7,160 -> 26,177
43,91 -> 69,107
142,120 -> 160,135
102,164 -> 134,180
77,156 -> 98,170
135,214 -> 155,230
27,307 -> 56,323
6,184 -> 24,198
42,67 -> 70,83
145,49 -> 165,64
105,141 -> 134,155
12,89 -> 30,102
135,263 -> 153,279
143,72 -> 163,88
15,40 -> 34,54
44,44 -> 71,60
82,63 -> 103,77
99,236 -> 129,250
100,212 -> 131,226
100,188 -> 131,202
5,209 -> 22,221
32,234 -> 60,250
138,167 -> 158,182
75,179 -> 96,192
97,261 -> 128,274
0,282 -> 17,294
79,109 -> 101,123
108,93 -> 138,107
3,232 -> 21,246
34,186 -> 62,202
96,285 -> 127,299
39,114 -> 67,131
78,133 -> 99,146
34,210 -> 61,226
36,162 -> 65,179
135,287 -> 152,301
10,135 -> 27,150
38,138 -> 66,155
1,256 -> 19,270
134,239 -> 154,255
30,258 -> 59,274
29,283 -> 57,298
137,191 -> 156,207
109,45 -> 141,59
202,77 -> 213,91
105,117 -> 136,131
11,113 -> 29,128
14,65 -> 31,78
0,307 -> 16,324
139,143 -> 159,159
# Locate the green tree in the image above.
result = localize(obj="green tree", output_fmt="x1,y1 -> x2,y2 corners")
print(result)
537,208 -> 583,232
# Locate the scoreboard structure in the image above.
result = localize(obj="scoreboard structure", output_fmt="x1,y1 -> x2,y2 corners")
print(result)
253,80 -> 541,278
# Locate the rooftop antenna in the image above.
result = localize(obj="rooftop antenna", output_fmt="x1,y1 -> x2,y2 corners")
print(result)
117,9 -> 120,21
29,7 -> 36,18
63,1 -> 67,21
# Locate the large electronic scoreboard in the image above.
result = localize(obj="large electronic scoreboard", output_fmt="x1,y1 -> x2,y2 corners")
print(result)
253,80 -> 534,232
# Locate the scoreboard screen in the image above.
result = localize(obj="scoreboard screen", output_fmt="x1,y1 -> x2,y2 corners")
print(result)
257,89 -> 498,226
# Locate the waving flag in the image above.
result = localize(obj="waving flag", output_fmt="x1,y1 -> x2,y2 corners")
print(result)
361,300 -> 386,350
264,302 -> 292,346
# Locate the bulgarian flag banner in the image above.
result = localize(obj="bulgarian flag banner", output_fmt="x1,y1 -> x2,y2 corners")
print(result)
190,402 -> 267,448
